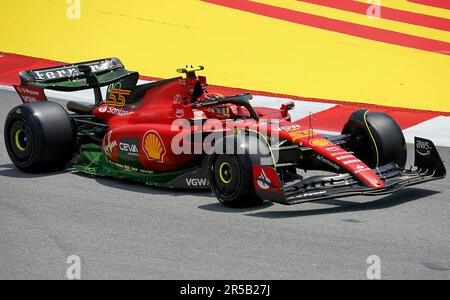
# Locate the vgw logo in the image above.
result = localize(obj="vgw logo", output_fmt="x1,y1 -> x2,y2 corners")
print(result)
185,178 -> 208,187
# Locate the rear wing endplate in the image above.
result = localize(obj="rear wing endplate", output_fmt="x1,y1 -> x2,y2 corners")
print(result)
13,85 -> 47,103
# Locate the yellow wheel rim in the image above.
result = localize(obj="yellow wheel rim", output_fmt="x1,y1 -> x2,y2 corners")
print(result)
218,162 -> 232,184
15,129 -> 26,151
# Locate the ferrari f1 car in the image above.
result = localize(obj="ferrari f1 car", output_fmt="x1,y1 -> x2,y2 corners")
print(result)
4,58 -> 446,207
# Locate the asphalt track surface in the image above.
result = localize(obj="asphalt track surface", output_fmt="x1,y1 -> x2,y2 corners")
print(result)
0,89 -> 449,280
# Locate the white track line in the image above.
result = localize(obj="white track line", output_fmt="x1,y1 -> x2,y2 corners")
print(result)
404,116 -> 450,147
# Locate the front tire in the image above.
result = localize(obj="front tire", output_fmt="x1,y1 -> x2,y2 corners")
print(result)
208,154 -> 262,208
342,109 -> 406,169
4,102 -> 75,172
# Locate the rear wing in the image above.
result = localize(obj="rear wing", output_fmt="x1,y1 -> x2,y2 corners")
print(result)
19,58 -> 138,91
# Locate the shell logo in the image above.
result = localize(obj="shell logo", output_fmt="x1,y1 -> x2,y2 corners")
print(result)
142,130 -> 166,162
310,138 -> 332,147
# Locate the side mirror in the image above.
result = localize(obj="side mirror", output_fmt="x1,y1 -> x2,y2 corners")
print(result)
281,101 -> 295,118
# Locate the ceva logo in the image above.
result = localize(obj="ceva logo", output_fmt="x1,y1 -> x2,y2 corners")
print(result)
119,142 -> 138,153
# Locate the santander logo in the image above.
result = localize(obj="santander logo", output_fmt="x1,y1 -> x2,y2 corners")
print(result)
98,106 -> 133,115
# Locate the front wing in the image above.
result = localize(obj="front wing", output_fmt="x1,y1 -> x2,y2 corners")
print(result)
254,137 -> 446,205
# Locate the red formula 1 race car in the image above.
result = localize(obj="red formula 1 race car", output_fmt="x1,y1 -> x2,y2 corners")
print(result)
4,58 -> 446,207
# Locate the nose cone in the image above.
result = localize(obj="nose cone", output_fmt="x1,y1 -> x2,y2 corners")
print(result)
358,170 -> 385,188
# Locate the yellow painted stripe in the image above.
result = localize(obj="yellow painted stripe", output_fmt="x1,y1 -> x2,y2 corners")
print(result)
0,0 -> 449,112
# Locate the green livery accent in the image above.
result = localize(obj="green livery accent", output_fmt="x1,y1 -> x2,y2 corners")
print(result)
73,144 -> 199,187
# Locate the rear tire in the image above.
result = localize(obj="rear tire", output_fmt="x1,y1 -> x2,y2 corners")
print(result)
342,109 -> 406,169
4,102 -> 75,172
208,154 -> 262,208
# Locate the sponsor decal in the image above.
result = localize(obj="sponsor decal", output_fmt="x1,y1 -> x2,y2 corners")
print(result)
173,94 -> 182,104
33,68 -> 78,80
257,169 -> 271,190
108,81 -> 122,90
288,129 -> 316,142
253,165 -> 282,193
310,138 -> 332,147
192,99 -> 220,108
185,178 -> 209,187
354,167 -> 372,174
105,89 -> 131,107
336,155 -> 355,161
119,141 -> 139,154
294,190 -> 326,199
108,107 -> 132,116
193,110 -> 206,119
175,108 -> 185,118
30,60 -> 113,81
107,159 -> 155,175
98,106 -> 133,116
325,146 -> 341,152
280,124 -> 301,131
142,130 -> 166,163
317,155 -> 340,170
343,159 -> 361,165
103,131 -> 117,158
118,137 -> 140,166
13,85 -> 47,103
330,151 -> 349,157
416,139 -> 432,156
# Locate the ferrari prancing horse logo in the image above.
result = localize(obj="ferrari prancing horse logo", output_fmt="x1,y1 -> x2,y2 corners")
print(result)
142,130 -> 166,163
